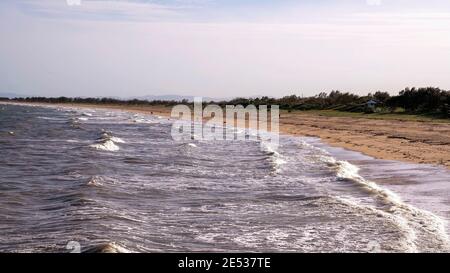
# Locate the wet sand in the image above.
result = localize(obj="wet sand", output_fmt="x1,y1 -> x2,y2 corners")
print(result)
279,112 -> 450,169
7,102 -> 450,169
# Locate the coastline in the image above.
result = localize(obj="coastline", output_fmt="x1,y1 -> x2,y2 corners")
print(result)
2,100 -> 450,252
4,101 -> 450,169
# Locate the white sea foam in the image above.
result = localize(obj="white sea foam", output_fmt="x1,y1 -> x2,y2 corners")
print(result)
110,137 -> 126,143
37,116 -> 63,121
90,140 -> 120,152
134,118 -> 158,124
90,131 -> 124,152
261,141 -> 286,173
82,242 -> 132,253
319,155 -> 450,252
87,176 -> 104,186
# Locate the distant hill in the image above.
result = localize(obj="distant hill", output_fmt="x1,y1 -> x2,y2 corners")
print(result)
0,92 -> 31,99
0,93 -> 232,102
131,95 -> 230,102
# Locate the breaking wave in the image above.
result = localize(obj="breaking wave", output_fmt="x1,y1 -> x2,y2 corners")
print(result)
319,155 -> 450,252
89,131 -> 125,152
82,242 -> 131,253
260,141 -> 286,173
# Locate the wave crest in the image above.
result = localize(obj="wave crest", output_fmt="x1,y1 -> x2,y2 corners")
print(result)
320,155 -> 450,252
89,131 -> 125,152
260,141 -> 286,173
82,242 -> 131,253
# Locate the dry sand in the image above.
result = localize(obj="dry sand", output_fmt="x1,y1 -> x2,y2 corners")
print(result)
279,112 -> 450,168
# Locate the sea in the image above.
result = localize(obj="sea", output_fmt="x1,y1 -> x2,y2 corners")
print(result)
0,102 -> 449,253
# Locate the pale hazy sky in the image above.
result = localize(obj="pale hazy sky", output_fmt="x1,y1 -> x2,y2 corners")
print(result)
1,0 -> 450,98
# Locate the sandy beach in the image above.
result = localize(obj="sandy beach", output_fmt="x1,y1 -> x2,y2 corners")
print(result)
10,102 -> 450,169
280,112 -> 450,169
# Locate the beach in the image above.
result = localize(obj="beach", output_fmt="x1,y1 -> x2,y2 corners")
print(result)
25,102 -> 450,169
280,111 -> 450,169
2,102 -> 449,252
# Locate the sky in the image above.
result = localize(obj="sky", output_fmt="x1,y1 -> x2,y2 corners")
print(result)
1,0 -> 450,98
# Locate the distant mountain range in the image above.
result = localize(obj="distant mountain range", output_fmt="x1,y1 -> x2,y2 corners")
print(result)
0,92 -> 232,102
130,95 -> 231,102
0,92 -> 30,98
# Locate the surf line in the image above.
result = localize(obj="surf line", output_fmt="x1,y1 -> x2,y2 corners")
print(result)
170,97 -> 280,145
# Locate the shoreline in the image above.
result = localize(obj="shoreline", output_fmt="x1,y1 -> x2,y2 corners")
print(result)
4,101 -> 450,169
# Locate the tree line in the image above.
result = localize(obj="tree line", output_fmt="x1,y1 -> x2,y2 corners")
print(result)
1,87 -> 449,118
226,87 -> 450,117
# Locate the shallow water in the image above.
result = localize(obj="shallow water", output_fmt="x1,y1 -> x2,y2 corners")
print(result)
0,103 -> 449,253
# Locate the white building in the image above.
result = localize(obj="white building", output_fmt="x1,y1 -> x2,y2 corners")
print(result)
366,99 -> 378,109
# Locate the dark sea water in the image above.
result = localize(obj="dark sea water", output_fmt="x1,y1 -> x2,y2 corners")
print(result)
0,102 -> 449,253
